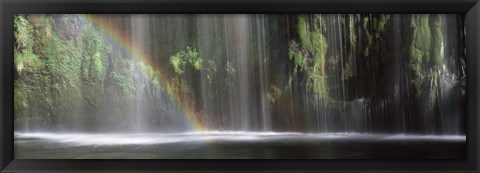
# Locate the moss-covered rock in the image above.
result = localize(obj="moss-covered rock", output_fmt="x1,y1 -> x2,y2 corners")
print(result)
289,15 -> 329,99
409,14 -> 443,96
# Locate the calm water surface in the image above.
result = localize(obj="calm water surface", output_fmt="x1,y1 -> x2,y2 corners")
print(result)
15,132 -> 466,159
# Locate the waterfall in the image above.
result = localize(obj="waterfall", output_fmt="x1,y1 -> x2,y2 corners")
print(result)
14,14 -> 466,135
13,13 -> 468,159
129,14 -> 150,132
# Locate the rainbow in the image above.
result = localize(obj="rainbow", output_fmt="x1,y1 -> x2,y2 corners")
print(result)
80,14 -> 206,131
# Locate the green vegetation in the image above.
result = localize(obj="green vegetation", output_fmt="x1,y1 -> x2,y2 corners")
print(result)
288,41 -> 305,70
289,15 -> 329,99
348,16 -> 357,46
170,46 -> 202,75
363,14 -> 390,57
14,15 -> 43,74
342,57 -> 354,81
267,85 -> 282,103
206,60 -> 217,84
111,71 -> 135,94
225,61 -> 236,87
226,61 -> 236,75
409,14 -> 443,96
13,14 -> 133,129
81,29 -> 111,85
374,14 -> 390,36
14,15 -> 33,50
14,49 -> 43,74
431,15 -> 443,66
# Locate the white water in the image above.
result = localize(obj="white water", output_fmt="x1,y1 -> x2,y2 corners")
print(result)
15,132 -> 466,146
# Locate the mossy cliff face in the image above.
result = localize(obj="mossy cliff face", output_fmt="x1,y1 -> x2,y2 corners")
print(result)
287,14 -> 449,100
287,14 -> 394,102
14,15 -> 191,131
14,14 -> 465,134
288,15 -> 329,100
409,14 -> 443,97
285,14 -> 464,133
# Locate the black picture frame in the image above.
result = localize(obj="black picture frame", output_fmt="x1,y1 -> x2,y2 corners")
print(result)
1,0 -> 479,172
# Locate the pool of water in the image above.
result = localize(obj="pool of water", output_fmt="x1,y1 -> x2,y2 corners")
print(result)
14,132 -> 466,159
